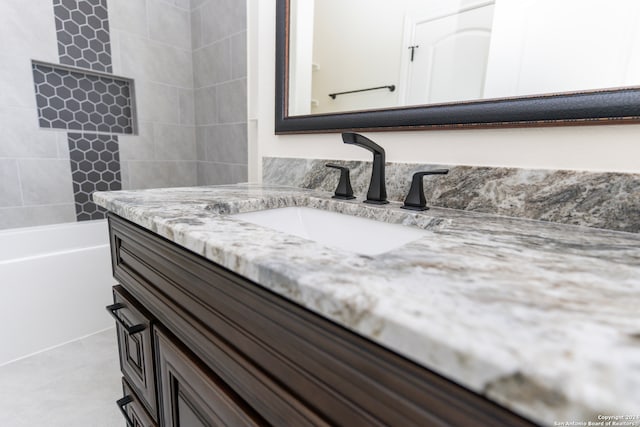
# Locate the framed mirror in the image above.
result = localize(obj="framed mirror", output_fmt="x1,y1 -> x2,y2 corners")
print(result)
275,0 -> 640,134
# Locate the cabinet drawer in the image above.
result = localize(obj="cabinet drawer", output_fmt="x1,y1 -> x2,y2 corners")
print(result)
154,327 -> 266,427
111,285 -> 157,421
119,378 -> 158,427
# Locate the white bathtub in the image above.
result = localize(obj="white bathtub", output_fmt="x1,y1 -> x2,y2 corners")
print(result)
0,220 -> 116,366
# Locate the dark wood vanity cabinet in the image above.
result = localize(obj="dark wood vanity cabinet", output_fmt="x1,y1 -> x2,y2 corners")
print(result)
108,214 -> 537,427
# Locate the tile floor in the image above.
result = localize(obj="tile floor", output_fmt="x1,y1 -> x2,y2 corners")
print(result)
0,328 -> 123,426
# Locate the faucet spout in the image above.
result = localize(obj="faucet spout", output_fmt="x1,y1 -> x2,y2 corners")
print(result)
342,133 -> 388,204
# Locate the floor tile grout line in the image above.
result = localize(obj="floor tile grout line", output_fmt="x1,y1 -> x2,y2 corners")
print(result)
0,326 -> 116,369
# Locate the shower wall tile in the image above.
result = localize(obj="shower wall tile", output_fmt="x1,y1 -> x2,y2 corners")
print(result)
0,160 -> 23,208
230,31 -> 247,79
119,160 -> 130,190
134,81 -> 180,124
192,0 -> 247,187
53,0 -> 113,72
0,56 -> 38,109
178,88 -> 195,125
0,0 -> 247,229
118,122 -> 155,161
1,0 -> 204,228
193,41 -> 231,88
194,86 -> 218,125
172,0 -> 191,10
127,160 -> 197,189
195,126 -> 211,159
190,8 -> 203,50
198,124 -> 247,164
47,0 -> 128,222
108,0 -> 201,192
107,0 -> 148,37
148,0 -> 191,50
191,0 -> 208,9
217,78 -> 247,124
32,62 -> 135,134
200,0 -> 246,45
118,33 -> 193,88
56,132 -> 71,159
0,107 -> 58,158
0,204 -> 76,229
196,134 -> 206,160
0,0 -> 58,61
107,28 -> 123,72
197,162 -> 247,185
68,133 -> 121,220
18,159 -> 75,205
153,124 -> 196,161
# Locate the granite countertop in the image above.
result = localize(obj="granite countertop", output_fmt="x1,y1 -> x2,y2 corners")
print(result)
94,184 -> 640,426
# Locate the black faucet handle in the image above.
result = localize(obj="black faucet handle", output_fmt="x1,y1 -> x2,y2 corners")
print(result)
326,163 -> 356,200
401,169 -> 449,211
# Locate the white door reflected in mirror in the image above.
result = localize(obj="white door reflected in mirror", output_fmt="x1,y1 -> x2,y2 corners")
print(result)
403,2 -> 494,105
287,0 -> 640,116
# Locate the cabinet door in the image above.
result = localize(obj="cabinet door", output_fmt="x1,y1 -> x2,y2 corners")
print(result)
119,378 -> 158,427
154,327 -> 266,427
111,285 -> 157,420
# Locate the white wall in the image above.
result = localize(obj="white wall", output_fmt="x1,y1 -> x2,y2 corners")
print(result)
308,0 -> 403,114
248,0 -> 640,182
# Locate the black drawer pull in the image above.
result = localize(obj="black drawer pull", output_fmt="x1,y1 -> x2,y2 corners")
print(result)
116,395 -> 135,427
106,303 -> 146,335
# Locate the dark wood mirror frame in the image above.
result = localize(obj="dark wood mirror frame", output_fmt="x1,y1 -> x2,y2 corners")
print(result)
275,0 -> 640,134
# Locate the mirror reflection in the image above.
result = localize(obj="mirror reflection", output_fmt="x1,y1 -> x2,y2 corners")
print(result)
288,0 -> 640,116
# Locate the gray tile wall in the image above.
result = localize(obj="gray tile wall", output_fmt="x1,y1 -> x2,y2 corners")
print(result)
0,0 -> 247,230
110,0 -> 198,192
0,0 -> 76,229
191,0 -> 248,185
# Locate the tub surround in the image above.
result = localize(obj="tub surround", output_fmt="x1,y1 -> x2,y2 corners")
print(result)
263,157 -> 640,233
94,184 -> 640,425
0,220 -> 115,365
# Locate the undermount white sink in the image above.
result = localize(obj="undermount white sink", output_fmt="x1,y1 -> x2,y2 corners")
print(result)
232,207 -> 427,256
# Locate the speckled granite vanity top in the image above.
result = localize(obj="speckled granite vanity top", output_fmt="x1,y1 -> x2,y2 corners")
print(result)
94,184 -> 640,426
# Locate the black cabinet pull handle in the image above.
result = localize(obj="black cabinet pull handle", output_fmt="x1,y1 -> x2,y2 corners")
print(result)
116,395 -> 135,427
106,303 -> 146,335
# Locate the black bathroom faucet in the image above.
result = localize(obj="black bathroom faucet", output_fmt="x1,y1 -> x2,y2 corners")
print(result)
341,133 -> 388,204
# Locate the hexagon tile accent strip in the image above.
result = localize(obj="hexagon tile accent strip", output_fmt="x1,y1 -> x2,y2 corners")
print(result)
32,62 -> 134,134
31,0 -> 128,222
68,133 -> 122,220
53,0 -> 112,73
